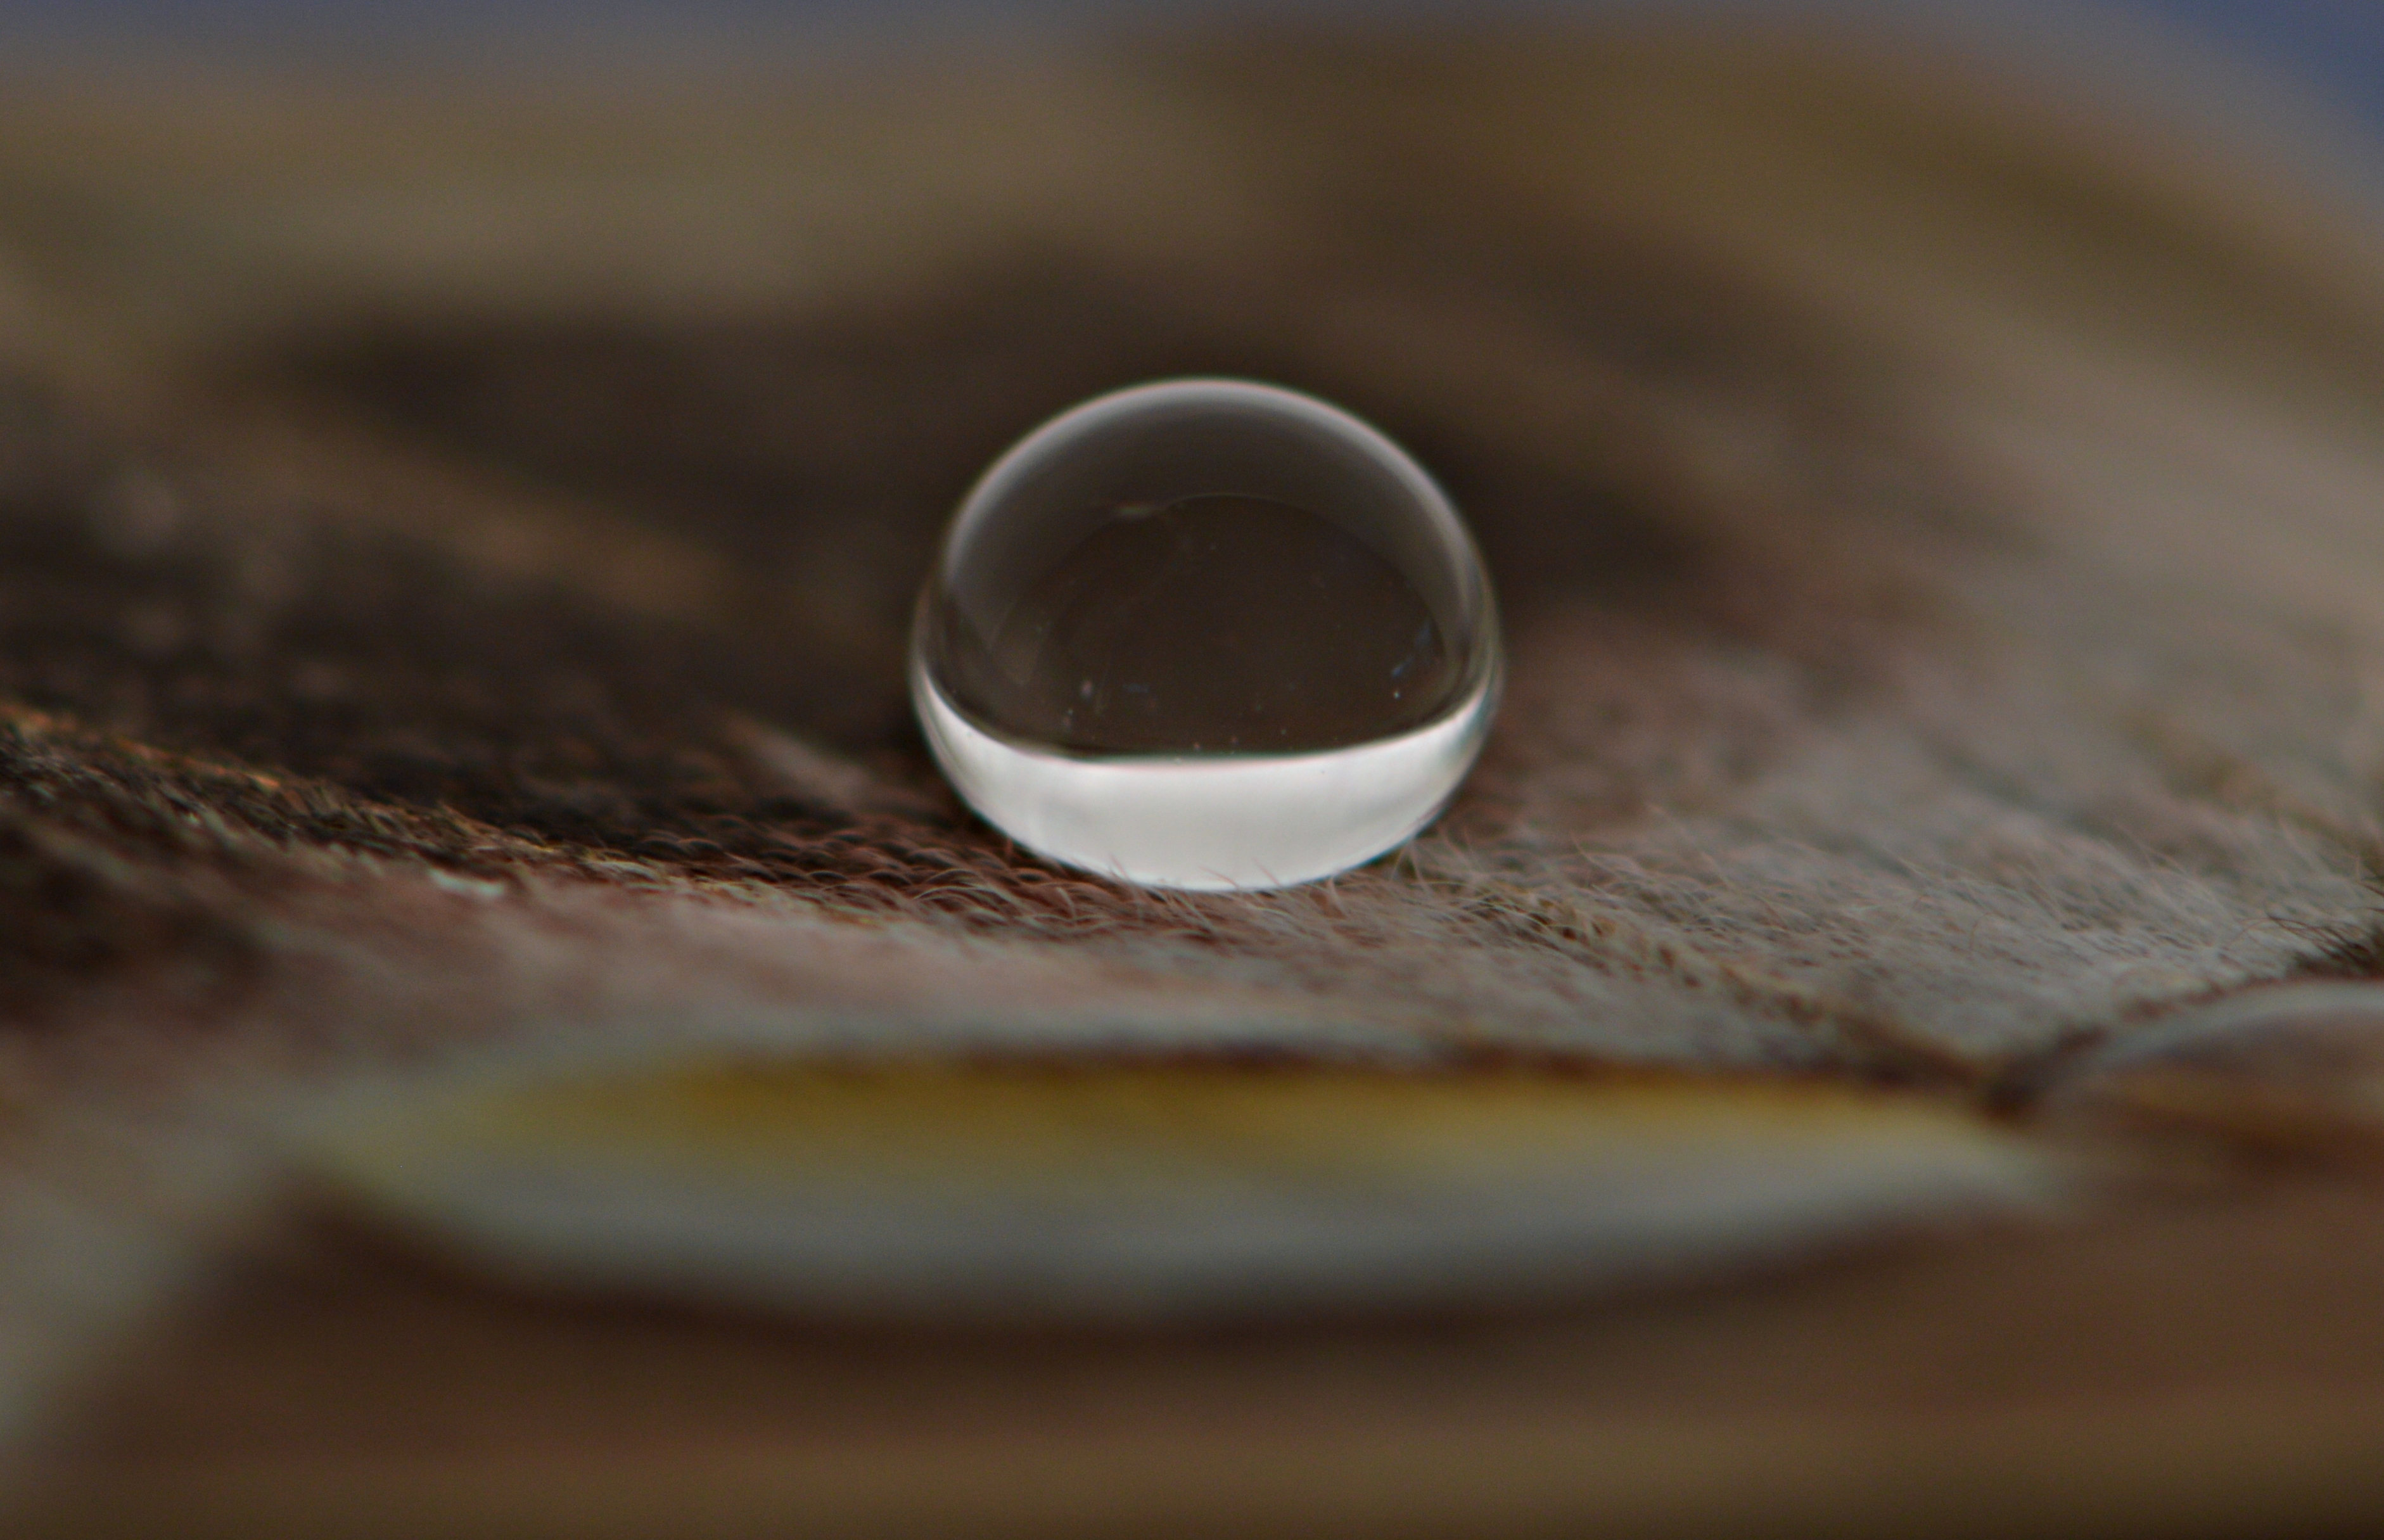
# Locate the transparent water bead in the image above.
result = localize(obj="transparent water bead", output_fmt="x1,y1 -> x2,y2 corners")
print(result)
910,379 -> 1500,891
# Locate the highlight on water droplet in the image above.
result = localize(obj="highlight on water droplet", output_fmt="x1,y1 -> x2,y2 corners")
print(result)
910,378 -> 1501,891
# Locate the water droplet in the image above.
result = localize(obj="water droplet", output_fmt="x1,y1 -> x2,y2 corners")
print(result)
911,379 -> 1500,890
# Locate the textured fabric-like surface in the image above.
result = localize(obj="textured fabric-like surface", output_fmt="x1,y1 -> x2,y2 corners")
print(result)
3,23 -> 2384,1475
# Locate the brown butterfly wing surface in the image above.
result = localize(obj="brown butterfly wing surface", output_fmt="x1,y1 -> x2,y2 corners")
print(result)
6,22 -> 2384,1537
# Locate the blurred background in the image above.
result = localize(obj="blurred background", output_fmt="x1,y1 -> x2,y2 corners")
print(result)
0,0 -> 2379,124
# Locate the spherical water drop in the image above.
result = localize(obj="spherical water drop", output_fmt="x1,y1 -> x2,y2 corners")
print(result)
910,379 -> 1500,891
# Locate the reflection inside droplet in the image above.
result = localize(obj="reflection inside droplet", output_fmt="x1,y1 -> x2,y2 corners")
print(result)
911,379 -> 1500,891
